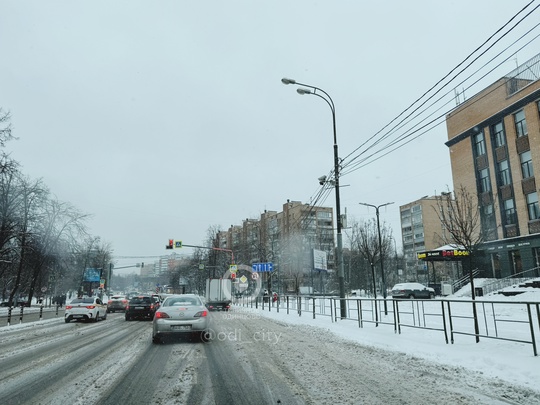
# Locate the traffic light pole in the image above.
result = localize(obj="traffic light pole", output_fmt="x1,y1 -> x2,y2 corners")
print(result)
165,241 -> 235,264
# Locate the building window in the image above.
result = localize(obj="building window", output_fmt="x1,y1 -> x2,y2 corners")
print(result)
491,121 -> 506,147
482,203 -> 496,231
526,192 -> 540,220
514,110 -> 528,137
503,199 -> 517,225
474,132 -> 486,156
316,211 -> 332,219
533,246 -> 540,268
479,168 -> 491,193
520,150 -> 534,179
498,159 -> 511,186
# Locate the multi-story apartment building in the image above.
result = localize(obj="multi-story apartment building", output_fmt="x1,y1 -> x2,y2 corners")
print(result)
445,53 -> 540,277
215,200 -> 335,292
400,195 -> 455,282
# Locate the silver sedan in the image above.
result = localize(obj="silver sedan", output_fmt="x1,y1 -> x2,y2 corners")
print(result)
152,294 -> 211,343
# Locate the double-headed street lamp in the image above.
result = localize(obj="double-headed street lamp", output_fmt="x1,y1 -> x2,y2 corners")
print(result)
282,77 -> 346,319
359,201 -> 394,315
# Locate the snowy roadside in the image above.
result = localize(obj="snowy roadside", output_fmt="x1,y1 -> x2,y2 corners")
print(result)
241,299 -> 540,393
0,316 -> 64,332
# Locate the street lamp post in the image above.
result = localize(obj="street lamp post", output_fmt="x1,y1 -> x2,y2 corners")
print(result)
359,201 -> 394,315
282,77 -> 347,319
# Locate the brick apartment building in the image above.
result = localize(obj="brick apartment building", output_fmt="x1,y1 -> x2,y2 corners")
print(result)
215,200 -> 335,292
445,53 -> 540,277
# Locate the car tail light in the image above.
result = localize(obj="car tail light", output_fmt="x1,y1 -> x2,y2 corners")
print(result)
194,310 -> 208,318
122,299 -> 127,304
155,311 -> 170,319
150,304 -> 154,310
86,305 -> 96,309
126,305 -> 130,310
65,305 -> 72,309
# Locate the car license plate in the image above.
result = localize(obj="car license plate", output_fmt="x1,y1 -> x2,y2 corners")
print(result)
73,315 -> 82,318
135,306 -> 144,309
171,325 -> 191,330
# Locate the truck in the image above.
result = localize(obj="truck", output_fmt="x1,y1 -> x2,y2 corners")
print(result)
205,278 -> 232,311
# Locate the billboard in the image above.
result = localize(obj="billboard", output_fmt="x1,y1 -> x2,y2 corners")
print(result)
313,249 -> 328,271
84,268 -> 101,282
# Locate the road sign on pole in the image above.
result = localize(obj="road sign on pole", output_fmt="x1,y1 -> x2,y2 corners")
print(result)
251,262 -> 273,272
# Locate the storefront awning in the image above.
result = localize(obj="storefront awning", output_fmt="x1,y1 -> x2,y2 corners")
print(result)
416,244 -> 470,261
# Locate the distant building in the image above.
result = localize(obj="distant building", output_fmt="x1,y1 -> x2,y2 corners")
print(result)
215,199 -> 335,292
445,53 -> 540,277
400,195 -> 458,283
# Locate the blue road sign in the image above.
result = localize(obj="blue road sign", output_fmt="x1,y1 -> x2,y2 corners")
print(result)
252,262 -> 274,272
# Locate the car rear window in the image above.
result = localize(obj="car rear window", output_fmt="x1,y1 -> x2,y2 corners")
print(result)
164,297 -> 200,306
70,297 -> 94,304
130,297 -> 151,304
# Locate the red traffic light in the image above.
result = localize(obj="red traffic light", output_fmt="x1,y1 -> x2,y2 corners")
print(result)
166,239 -> 174,249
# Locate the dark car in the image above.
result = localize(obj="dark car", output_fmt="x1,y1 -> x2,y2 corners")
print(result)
125,295 -> 156,321
391,283 -> 436,299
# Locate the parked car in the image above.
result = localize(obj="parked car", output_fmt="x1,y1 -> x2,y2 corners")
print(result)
391,283 -> 436,299
65,296 -> 108,323
125,295 -> 156,321
107,294 -> 128,313
152,294 -> 211,344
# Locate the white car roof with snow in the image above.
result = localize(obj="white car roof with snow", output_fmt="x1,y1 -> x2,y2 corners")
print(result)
392,283 -> 433,290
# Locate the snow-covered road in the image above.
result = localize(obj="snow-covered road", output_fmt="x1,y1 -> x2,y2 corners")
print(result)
0,309 -> 539,404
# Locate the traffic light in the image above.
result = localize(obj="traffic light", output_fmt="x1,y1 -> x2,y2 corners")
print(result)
166,239 -> 173,249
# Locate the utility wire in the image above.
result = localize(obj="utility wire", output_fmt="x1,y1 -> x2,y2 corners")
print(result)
341,27 -> 540,175
295,1 -> 540,242
340,1 -> 540,175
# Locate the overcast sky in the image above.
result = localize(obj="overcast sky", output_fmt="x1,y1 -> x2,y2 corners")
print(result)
1,1 -> 539,272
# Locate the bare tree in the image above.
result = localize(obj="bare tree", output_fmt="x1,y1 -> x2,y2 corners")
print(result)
0,109 -> 17,176
350,218 -> 394,296
434,186 -> 484,252
352,219 -> 380,299
434,185 -> 483,342
279,231 -> 310,294
7,175 -> 48,305
26,197 -> 90,303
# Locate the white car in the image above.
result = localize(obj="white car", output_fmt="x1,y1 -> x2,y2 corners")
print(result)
65,296 -> 108,323
152,294 -> 211,343
391,283 -> 436,299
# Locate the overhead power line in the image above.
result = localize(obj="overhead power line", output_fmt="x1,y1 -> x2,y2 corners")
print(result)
339,1 -> 540,177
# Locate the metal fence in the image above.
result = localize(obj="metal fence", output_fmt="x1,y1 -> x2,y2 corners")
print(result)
236,295 -> 540,356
